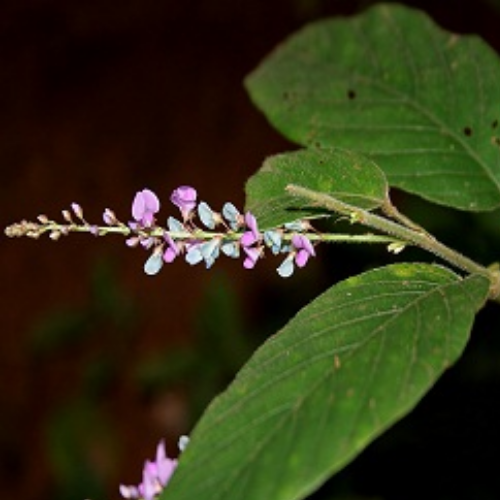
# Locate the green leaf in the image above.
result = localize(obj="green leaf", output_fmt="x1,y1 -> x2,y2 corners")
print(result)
245,148 -> 388,228
246,4 -> 500,211
161,264 -> 489,500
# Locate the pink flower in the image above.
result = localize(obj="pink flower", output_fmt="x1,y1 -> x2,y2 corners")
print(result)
292,234 -> 316,267
170,186 -> 197,220
119,440 -> 178,500
132,189 -> 160,227
243,246 -> 262,269
163,234 -> 180,263
240,211 -> 260,247
277,235 -> 316,278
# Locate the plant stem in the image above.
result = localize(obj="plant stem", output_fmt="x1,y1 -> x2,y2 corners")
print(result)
286,184 -> 500,300
5,220 -> 403,246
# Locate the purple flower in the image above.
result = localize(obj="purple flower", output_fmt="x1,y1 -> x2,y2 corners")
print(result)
119,440 -> 178,500
240,212 -> 260,247
163,234 -> 180,263
277,235 -> 316,278
243,246 -> 262,269
153,440 -> 177,486
132,189 -> 160,227
171,186 -> 197,220
292,234 -> 316,267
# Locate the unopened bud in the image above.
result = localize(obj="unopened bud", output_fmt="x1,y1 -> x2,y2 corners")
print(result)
62,209 -> 73,223
103,208 -> 116,225
71,203 -> 84,219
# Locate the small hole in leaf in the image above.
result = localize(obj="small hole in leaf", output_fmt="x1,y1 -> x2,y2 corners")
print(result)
492,119 -> 498,129
463,126 -> 473,137
347,89 -> 356,100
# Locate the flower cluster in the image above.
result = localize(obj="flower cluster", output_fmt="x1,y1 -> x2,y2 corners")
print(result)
114,185 -> 317,278
119,436 -> 188,500
4,185 -> 318,278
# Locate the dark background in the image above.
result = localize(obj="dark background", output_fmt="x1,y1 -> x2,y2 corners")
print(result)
1,1 -> 500,499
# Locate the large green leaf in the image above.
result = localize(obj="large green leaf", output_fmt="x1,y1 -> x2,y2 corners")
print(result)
245,148 -> 388,228
161,264 -> 489,500
246,3 -> 500,211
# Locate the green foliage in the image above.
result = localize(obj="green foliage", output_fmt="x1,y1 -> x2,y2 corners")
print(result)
245,148 -> 388,228
246,3 -> 500,211
13,4 -> 497,500
157,4 -> 500,500
162,264 -> 488,500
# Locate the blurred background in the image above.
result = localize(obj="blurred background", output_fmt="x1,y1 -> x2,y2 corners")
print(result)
1,1 -> 500,499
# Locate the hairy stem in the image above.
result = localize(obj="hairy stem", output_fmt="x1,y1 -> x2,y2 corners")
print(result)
5,219 -> 404,246
286,184 -> 500,301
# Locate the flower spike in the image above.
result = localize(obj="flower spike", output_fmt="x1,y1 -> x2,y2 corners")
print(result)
5,185 -> 326,279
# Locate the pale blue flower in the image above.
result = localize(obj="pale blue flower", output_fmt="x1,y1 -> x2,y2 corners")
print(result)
198,201 -> 217,229
222,202 -> 242,230
144,252 -> 164,276
264,230 -> 282,255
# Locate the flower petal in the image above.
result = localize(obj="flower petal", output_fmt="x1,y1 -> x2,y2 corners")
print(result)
240,231 -> 258,247
198,201 -> 216,229
221,241 -> 239,258
295,248 -> 310,268
167,216 -> 185,233
222,202 -> 241,229
277,255 -> 295,278
132,191 -> 146,221
243,246 -> 261,269
171,186 -> 197,213
142,189 -> 160,213
186,245 -> 203,265
244,211 -> 259,236
144,253 -> 164,275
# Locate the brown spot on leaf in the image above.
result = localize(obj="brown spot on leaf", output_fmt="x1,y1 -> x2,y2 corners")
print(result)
491,136 -> 500,147
334,355 -> 341,369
